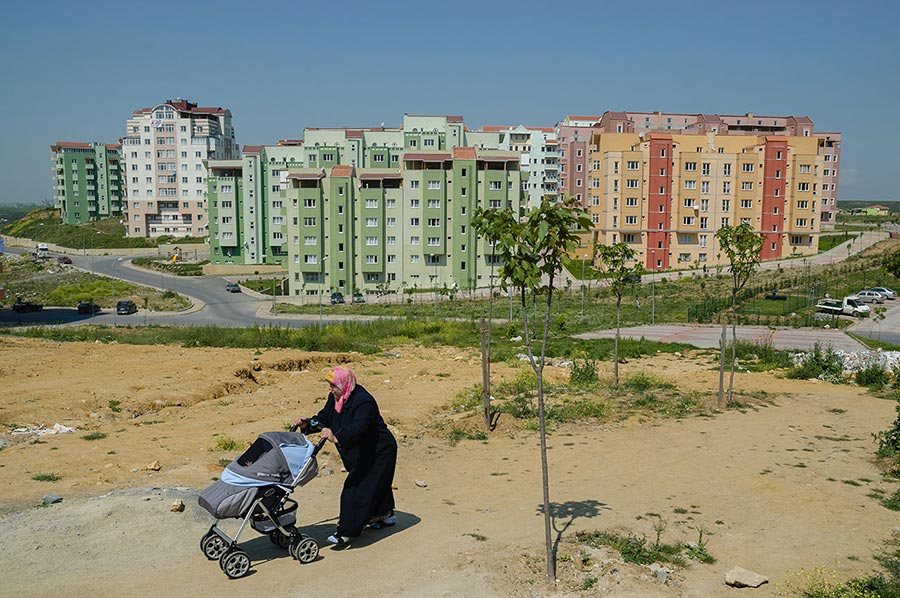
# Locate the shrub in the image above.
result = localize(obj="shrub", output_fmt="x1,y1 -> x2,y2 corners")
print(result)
856,359 -> 890,390
31,473 -> 61,482
81,432 -> 107,441
214,436 -> 243,451
786,343 -> 845,382
874,398 -> 900,467
569,358 -> 599,387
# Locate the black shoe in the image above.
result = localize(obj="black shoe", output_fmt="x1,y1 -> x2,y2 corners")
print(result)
369,515 -> 396,530
327,534 -> 351,550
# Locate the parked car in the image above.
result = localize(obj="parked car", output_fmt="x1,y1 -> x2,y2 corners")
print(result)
116,300 -> 138,315
77,301 -> 101,314
856,290 -> 886,304
224,281 -> 241,293
868,286 -> 897,300
12,300 -> 43,314
57,256 -> 72,265
330,292 -> 345,305
352,292 -> 366,304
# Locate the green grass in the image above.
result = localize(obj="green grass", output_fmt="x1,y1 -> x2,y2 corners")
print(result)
0,208 -> 203,249
213,436 -> 243,451
81,432 -> 107,441
31,472 -> 61,482
576,530 -> 688,567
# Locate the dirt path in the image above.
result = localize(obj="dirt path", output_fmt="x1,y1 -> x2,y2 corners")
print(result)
0,337 -> 897,597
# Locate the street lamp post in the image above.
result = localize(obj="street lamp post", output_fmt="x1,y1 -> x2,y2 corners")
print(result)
650,250 -> 656,325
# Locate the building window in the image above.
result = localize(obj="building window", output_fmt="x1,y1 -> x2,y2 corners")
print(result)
365,199 -> 378,208
304,236 -> 317,245
410,255 -> 420,263
684,180 -> 697,190
410,199 -> 420,208
741,182 -> 754,191
723,163 -> 732,176
366,217 -> 378,227
626,179 -> 639,188
427,237 -> 440,246
427,218 -> 440,227
304,255 -> 318,264
365,255 -> 378,264
387,236 -> 396,245
427,180 -> 441,190
625,215 -> 637,225
798,182 -> 810,191
683,217 -> 695,226
625,197 -> 638,207
489,181 -> 502,190
740,199 -> 753,208
410,180 -> 420,189
684,162 -> 697,172
627,161 -> 639,170
410,236 -> 420,245
410,217 -> 420,226
365,236 -> 377,246
742,163 -> 755,172
303,217 -> 316,226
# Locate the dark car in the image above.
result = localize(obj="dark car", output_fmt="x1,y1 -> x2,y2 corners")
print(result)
624,274 -> 642,284
352,292 -> 366,304
224,281 -> 241,293
116,300 -> 138,315
77,301 -> 101,315
330,292 -> 345,305
57,256 -> 73,265
12,300 -> 43,314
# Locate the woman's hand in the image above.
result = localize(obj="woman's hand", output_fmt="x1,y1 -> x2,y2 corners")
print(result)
292,417 -> 309,432
320,427 -> 339,445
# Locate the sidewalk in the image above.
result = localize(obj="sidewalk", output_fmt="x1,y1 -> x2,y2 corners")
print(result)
574,324 -> 868,352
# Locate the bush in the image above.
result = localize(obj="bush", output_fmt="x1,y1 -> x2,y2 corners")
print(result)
569,358 -> 598,387
856,359 -> 891,390
874,398 -> 900,466
786,344 -> 845,382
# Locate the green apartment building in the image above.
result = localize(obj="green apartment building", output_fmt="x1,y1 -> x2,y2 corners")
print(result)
51,142 -> 125,224
207,115 -> 524,298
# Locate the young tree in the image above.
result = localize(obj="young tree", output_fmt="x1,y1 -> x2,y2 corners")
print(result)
715,223 -> 764,407
488,196 -> 590,584
472,207 -> 518,429
595,243 -> 643,386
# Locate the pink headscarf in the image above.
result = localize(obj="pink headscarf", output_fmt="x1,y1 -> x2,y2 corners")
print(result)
325,366 -> 356,414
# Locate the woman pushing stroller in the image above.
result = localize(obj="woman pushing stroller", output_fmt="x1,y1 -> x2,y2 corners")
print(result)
294,366 -> 397,550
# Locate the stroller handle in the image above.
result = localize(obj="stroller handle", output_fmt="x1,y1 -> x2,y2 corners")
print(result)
289,423 -> 329,457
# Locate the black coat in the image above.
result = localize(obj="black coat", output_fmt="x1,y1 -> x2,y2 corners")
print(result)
314,384 -> 397,537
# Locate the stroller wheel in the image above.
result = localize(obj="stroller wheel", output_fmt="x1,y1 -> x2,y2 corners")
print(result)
291,537 -> 319,564
201,533 -> 228,561
220,550 -> 251,579
273,528 -> 293,549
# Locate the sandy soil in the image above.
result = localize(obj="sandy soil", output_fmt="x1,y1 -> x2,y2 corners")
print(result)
0,336 -> 897,598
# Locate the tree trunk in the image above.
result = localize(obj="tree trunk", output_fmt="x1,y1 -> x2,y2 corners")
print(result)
539,286 -> 555,584
480,318 -> 491,429
717,319 -> 727,409
728,296 -> 738,406
614,295 -> 621,386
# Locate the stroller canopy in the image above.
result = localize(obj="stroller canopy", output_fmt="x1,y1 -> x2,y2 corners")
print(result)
220,431 -> 314,487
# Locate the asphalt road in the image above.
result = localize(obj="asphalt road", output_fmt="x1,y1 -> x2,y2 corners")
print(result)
0,249 -> 323,328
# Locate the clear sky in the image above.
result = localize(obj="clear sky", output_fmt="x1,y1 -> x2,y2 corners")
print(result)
1,0 -> 898,205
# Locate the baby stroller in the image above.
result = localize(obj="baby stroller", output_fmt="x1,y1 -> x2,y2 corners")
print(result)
198,425 -> 326,579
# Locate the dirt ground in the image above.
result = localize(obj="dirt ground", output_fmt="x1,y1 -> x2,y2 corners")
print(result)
0,336 -> 898,598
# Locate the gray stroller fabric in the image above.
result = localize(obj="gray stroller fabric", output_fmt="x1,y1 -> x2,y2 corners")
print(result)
199,481 -> 258,518
197,430 -> 315,519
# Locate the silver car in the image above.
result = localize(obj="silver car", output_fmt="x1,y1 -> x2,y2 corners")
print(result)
856,290 -> 885,304
868,286 -> 897,300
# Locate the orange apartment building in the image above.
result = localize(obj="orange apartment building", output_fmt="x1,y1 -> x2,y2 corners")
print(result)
582,111 -> 832,271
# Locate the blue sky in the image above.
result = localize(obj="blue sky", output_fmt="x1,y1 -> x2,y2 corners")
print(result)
1,0 -> 898,204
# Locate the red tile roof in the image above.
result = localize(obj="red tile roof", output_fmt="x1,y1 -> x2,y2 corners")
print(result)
452,147 -> 476,160
51,141 -> 92,151
242,145 -> 262,155
346,130 -> 363,138
764,136 -> 789,142
331,165 -> 354,177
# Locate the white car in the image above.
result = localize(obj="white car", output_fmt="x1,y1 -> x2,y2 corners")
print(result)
868,286 -> 897,300
856,290 -> 885,304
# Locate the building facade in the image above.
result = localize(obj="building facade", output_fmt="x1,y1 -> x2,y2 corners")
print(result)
206,115 -> 524,297
121,99 -> 238,239
51,142 -> 125,225
585,116 -> 830,270
480,125 -> 559,207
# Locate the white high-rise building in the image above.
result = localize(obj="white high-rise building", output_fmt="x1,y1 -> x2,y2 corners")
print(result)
121,99 -> 238,238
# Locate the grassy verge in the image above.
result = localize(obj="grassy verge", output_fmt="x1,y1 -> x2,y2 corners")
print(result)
0,254 -> 189,311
